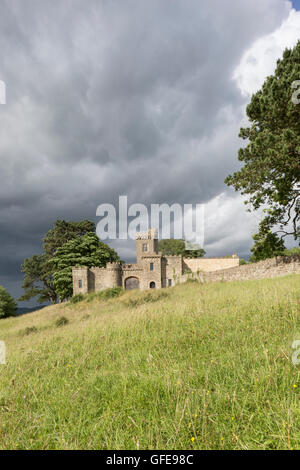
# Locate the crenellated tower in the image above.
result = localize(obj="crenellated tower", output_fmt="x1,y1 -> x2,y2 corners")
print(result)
135,228 -> 158,265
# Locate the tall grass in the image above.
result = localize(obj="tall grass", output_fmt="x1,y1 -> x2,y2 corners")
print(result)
0,275 -> 299,450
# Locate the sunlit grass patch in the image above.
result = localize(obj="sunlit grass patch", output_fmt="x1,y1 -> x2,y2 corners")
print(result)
0,274 -> 299,449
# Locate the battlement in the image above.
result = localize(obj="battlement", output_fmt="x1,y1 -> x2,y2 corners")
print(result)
106,262 -> 122,270
72,228 -> 244,295
135,228 -> 158,240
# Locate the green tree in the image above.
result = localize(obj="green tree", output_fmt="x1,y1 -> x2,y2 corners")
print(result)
19,254 -> 57,304
225,42 -> 300,242
284,246 -> 300,256
20,220 -> 96,304
249,219 -> 286,262
51,233 -> 120,301
0,286 -> 17,319
158,239 -> 205,258
43,219 -> 95,256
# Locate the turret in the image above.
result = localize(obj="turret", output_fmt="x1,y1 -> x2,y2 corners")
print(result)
136,228 -> 158,264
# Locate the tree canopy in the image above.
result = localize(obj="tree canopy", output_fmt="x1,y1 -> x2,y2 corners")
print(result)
249,218 -> 286,262
51,233 -> 120,301
19,254 -> 57,304
0,286 -> 17,319
43,219 -> 95,256
20,220 -> 106,304
158,239 -> 205,258
225,42 -> 300,243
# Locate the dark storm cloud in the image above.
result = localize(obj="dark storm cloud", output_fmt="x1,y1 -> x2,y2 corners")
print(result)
0,0 -> 293,303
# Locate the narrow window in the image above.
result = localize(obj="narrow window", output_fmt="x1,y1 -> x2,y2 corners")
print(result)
142,243 -> 148,252
150,262 -> 154,271
78,280 -> 82,288
168,279 -> 172,287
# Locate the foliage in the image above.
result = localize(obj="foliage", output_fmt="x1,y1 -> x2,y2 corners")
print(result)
123,290 -> 169,308
225,42 -> 300,242
284,247 -> 300,256
0,286 -> 17,319
20,220 -> 97,304
86,287 -> 124,303
43,220 -> 95,256
158,239 -> 205,258
51,233 -> 120,301
185,277 -> 199,283
249,219 -> 286,262
19,326 -> 38,336
100,287 -> 123,299
70,294 -> 85,304
19,254 -> 57,304
55,316 -> 69,327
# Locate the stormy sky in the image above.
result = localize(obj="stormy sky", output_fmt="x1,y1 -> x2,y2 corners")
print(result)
0,0 -> 299,305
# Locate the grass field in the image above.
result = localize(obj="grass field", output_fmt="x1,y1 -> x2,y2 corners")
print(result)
0,275 -> 299,450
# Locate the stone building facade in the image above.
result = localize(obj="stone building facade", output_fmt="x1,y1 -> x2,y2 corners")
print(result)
72,229 -> 239,295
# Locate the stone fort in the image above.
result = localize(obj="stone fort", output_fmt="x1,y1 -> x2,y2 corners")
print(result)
72,229 -> 239,295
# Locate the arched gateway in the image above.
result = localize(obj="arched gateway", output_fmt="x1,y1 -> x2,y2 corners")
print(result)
125,277 -> 139,290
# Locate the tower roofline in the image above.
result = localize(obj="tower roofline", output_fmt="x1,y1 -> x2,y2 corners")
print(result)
135,228 -> 158,240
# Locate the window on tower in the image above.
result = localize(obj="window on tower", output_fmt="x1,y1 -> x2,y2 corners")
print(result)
142,243 -> 148,252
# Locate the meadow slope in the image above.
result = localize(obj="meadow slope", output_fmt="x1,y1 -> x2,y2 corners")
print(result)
0,275 -> 300,450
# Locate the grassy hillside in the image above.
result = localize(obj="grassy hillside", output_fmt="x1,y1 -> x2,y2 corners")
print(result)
0,275 -> 299,450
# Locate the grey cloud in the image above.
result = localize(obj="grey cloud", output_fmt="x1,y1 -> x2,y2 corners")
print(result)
0,0 -> 292,304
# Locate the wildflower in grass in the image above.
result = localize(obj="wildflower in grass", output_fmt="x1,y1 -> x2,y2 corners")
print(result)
191,437 -> 195,442
193,414 -> 197,418
293,384 -> 297,389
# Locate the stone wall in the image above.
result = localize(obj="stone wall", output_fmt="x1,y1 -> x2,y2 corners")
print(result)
181,255 -> 300,284
183,257 -> 239,273
140,255 -> 162,289
72,263 -> 122,295
163,256 -> 183,287
72,266 -> 89,295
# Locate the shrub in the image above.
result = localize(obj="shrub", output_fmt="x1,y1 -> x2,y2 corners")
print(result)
0,286 -> 17,319
124,291 -> 169,308
284,247 -> 300,257
183,269 -> 192,275
86,287 -> 123,302
55,316 -> 69,327
99,287 -> 123,299
70,294 -> 85,304
20,326 -> 38,336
